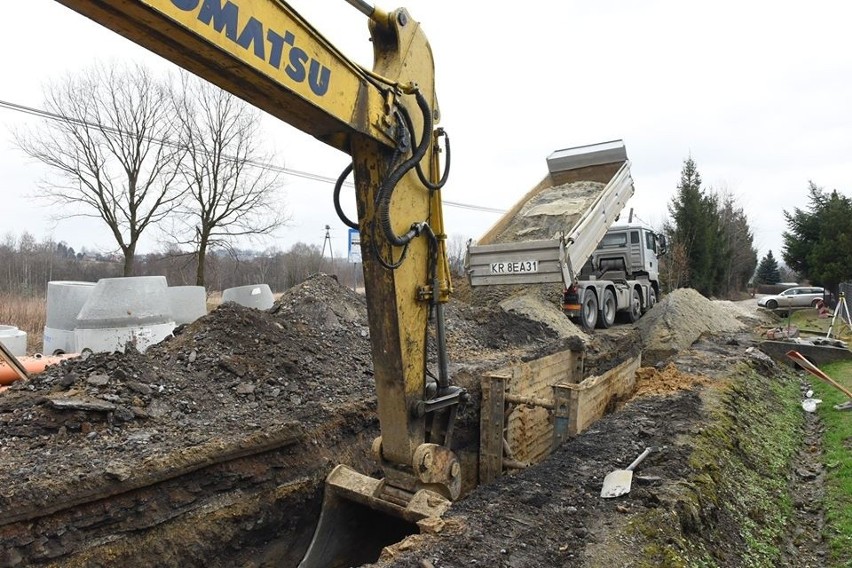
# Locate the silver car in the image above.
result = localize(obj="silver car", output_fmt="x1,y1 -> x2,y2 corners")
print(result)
757,287 -> 825,310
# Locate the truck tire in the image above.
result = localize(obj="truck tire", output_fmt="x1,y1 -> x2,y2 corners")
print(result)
642,287 -> 657,314
626,288 -> 642,323
580,288 -> 598,331
598,289 -> 616,328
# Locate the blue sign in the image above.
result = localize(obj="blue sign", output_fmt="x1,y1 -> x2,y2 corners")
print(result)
348,228 -> 361,263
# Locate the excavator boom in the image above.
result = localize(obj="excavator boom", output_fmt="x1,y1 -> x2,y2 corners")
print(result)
52,0 -> 461,564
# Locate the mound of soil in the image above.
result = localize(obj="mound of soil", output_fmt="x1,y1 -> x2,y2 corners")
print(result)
637,288 -> 747,364
630,363 -> 710,399
0,279 -> 828,568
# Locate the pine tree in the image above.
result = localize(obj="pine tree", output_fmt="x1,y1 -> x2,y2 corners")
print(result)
666,156 -> 717,296
755,250 -> 781,284
783,182 -> 852,295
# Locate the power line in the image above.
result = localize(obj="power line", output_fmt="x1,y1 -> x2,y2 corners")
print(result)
0,98 -> 506,215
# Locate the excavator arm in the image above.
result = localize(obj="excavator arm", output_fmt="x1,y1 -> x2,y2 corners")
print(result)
53,0 -> 461,564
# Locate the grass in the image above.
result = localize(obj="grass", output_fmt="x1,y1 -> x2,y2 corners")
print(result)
780,305 -> 852,341
0,292 -> 46,354
632,365 -> 804,567
809,359 -> 852,565
767,306 -> 851,565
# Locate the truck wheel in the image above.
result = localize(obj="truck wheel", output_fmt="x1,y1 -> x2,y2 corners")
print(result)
598,289 -> 616,328
642,288 -> 657,314
626,288 -> 642,323
580,289 -> 598,331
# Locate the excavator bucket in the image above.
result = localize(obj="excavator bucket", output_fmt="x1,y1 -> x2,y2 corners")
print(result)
298,465 -> 451,568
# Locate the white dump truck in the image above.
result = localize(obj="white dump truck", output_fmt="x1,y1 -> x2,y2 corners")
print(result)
466,140 -> 667,331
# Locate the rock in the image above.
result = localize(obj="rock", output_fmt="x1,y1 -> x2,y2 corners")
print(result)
86,374 -> 110,387
236,383 -> 256,395
104,464 -> 131,482
59,373 -> 77,388
0,546 -> 24,567
47,397 -> 116,412
126,381 -> 152,395
220,359 -> 247,378
114,406 -> 135,422
417,517 -> 445,535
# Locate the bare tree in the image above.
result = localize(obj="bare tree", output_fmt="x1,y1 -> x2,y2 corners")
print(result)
659,238 -> 690,292
171,72 -> 286,286
281,242 -> 323,289
446,234 -> 471,278
714,189 -> 757,297
16,63 -> 185,276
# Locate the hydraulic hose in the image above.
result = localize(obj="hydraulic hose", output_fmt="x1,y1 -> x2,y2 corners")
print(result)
333,162 -> 359,230
376,88 -> 433,247
398,103 -> 450,191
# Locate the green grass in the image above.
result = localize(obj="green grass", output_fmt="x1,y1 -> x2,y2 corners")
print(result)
632,366 -> 803,567
809,360 -> 852,566
782,306 -> 852,341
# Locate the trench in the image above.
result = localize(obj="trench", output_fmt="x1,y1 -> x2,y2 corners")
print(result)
1,345 -> 642,568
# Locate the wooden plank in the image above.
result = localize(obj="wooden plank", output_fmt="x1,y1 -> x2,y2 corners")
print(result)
479,374 -> 506,484
562,355 -> 640,436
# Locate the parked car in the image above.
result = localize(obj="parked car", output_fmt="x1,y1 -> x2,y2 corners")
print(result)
757,287 -> 825,310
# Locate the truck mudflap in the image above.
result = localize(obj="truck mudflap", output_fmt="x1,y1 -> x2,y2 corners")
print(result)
298,464 -> 452,568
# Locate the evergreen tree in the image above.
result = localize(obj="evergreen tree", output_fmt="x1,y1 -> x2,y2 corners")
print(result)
666,157 -> 716,296
783,182 -> 852,295
665,158 -> 757,297
755,250 -> 781,284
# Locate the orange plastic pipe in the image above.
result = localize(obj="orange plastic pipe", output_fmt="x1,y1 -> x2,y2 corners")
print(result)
0,354 -> 78,385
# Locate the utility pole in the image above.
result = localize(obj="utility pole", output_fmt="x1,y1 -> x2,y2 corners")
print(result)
320,225 -> 334,273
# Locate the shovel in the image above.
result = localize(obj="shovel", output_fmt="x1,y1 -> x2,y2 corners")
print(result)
601,447 -> 652,498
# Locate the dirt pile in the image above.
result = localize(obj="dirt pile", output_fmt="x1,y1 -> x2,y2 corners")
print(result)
0,275 -> 823,567
630,363 -> 710,399
637,288 -> 748,363
0,273 -> 582,508
489,180 -> 606,243
0,273 -> 592,566
499,293 -> 586,340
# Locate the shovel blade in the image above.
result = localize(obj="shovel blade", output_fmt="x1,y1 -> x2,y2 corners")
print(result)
600,469 -> 634,498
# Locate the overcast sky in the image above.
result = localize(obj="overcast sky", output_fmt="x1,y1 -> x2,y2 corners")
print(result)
2,0 -> 851,262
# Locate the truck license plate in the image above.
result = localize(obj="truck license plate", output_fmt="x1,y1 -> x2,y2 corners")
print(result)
489,260 -> 539,274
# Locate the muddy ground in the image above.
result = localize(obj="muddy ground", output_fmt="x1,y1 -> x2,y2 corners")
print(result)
0,275 -> 835,567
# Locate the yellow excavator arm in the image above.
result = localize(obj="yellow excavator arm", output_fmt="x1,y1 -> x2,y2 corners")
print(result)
53,0 -> 462,564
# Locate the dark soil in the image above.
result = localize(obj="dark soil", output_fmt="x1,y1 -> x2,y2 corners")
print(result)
0,277 -> 831,568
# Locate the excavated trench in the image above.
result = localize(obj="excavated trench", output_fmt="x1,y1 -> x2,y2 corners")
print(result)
0,276 -> 825,568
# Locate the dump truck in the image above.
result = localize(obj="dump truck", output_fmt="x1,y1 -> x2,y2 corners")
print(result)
466,140 -> 667,331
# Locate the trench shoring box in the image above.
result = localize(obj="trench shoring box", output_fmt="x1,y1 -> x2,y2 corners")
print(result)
480,349 -> 640,483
